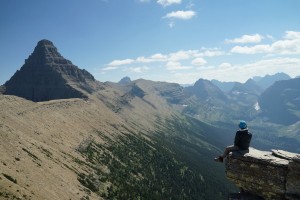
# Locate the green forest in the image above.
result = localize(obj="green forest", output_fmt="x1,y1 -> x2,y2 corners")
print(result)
77,117 -> 237,200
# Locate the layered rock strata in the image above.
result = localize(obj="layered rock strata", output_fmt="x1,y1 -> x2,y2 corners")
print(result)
225,148 -> 300,200
4,39 -> 98,102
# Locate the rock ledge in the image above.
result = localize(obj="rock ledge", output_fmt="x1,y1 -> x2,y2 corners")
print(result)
225,147 -> 300,200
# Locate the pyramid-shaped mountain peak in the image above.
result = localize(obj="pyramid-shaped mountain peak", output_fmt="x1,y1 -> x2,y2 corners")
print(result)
37,39 -> 54,46
25,39 -> 71,66
35,39 -> 61,56
4,40 -> 99,102
36,39 -> 55,49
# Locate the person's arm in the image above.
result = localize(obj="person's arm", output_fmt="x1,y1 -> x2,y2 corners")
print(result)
234,131 -> 240,147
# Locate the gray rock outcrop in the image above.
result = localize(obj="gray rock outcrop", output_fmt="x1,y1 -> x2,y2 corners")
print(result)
0,85 -> 5,94
4,39 -> 99,102
225,147 -> 300,200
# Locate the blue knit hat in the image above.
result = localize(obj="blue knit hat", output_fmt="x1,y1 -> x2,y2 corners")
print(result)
239,120 -> 247,129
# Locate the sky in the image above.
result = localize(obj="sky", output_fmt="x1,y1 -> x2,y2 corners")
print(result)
1,0 -> 300,85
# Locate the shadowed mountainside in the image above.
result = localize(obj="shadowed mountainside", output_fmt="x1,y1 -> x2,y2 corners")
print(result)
4,40 -> 101,102
259,78 -> 300,125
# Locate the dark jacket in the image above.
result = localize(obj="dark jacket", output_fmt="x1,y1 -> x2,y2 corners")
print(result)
234,129 -> 252,150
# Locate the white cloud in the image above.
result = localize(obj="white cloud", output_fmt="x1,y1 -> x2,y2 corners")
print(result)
169,50 -> 195,61
219,62 -> 232,69
169,57 -> 300,84
201,50 -> 225,57
163,10 -> 196,20
136,53 -> 168,63
128,66 -> 150,73
206,57 -> 299,82
141,49 -> 222,63
105,49 -> 223,71
136,56 -> 153,63
284,31 -> 300,40
108,59 -> 134,66
271,39 -> 300,55
166,61 -> 193,70
102,66 -> 118,71
150,53 -> 168,61
234,57 -> 300,81
191,58 -> 207,66
231,31 -> 300,55
231,44 -> 270,54
157,0 -> 182,7
225,34 -> 264,44
100,31 -> 299,84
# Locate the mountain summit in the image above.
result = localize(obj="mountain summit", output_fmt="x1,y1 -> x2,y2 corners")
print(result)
185,78 -> 228,101
4,39 -> 99,102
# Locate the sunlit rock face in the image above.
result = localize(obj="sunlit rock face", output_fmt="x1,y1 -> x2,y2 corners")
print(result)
225,148 -> 300,200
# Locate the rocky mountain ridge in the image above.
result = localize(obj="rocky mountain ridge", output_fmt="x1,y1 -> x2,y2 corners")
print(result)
4,40 -> 100,102
176,76 -> 300,127
212,72 -> 291,93
253,72 -> 291,90
116,73 -> 300,136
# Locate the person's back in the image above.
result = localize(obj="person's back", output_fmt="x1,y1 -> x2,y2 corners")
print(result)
234,129 -> 252,150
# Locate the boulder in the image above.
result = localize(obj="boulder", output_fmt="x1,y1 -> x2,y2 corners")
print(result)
225,147 -> 300,200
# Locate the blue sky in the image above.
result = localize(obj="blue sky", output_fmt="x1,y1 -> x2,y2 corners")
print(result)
1,0 -> 300,85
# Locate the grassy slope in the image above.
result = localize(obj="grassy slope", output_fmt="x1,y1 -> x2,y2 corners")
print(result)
0,81 -> 236,200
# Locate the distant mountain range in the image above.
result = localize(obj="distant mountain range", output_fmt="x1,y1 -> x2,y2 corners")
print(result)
182,73 -> 297,125
0,39 -> 299,200
253,72 -> 291,89
1,39 -> 298,126
212,72 -> 291,93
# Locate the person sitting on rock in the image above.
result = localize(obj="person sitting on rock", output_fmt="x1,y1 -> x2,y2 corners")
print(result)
214,120 -> 252,163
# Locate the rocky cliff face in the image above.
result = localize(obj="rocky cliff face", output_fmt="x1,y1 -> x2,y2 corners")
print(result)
225,148 -> 300,200
4,39 -> 99,102
0,85 -> 6,94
